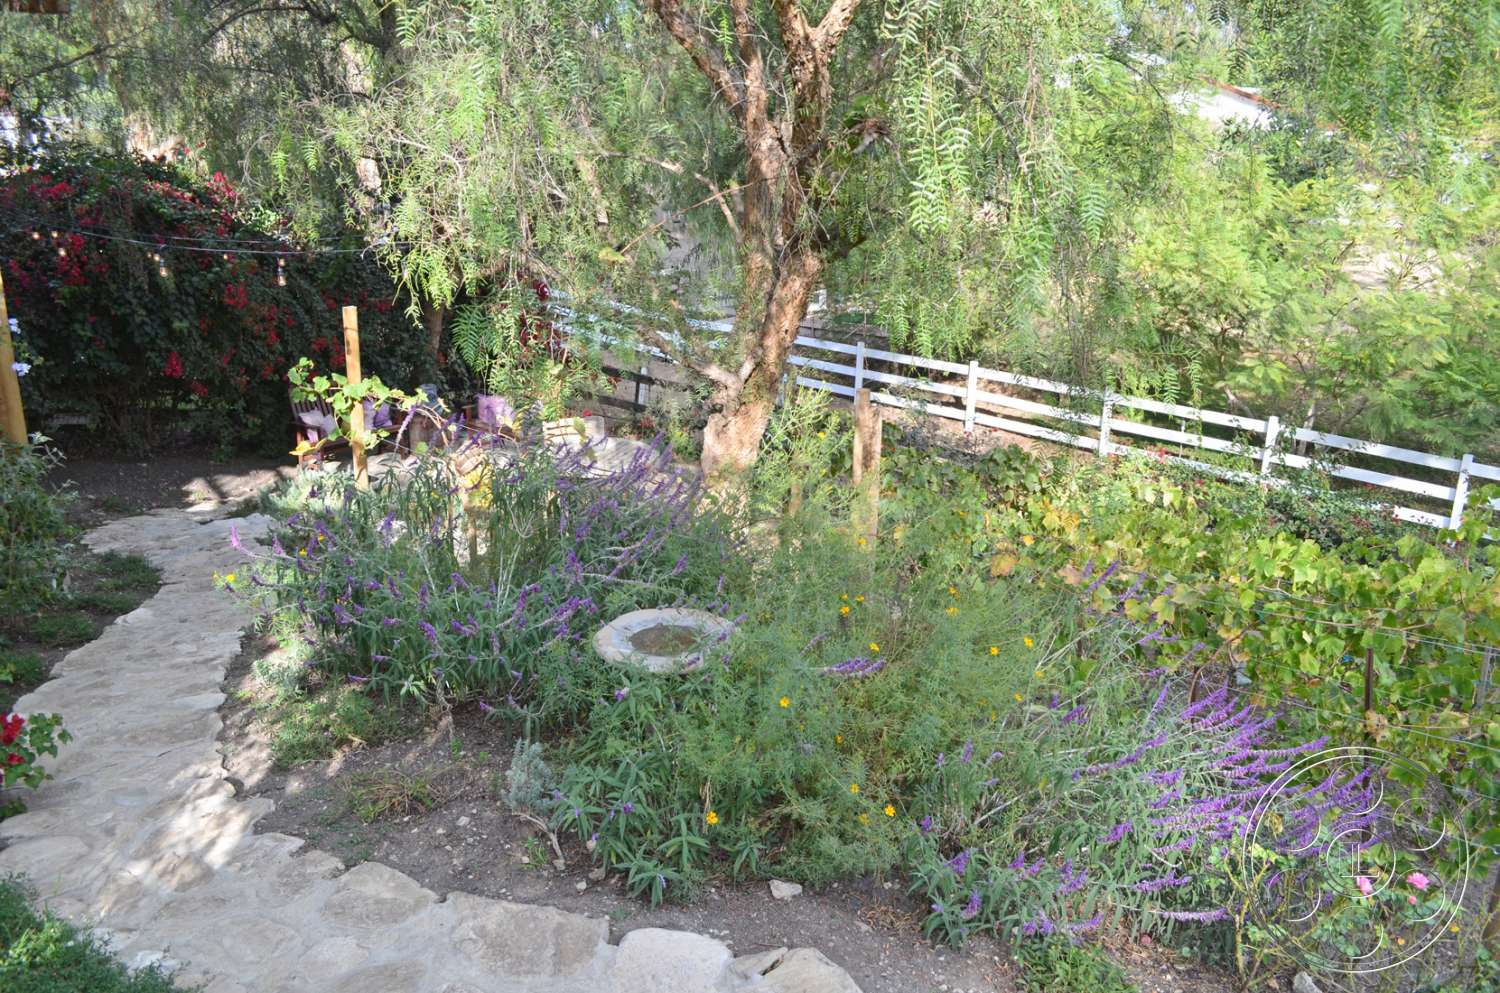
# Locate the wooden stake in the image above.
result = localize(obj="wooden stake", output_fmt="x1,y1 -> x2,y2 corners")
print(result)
0,271 -> 28,445
342,306 -> 369,491
851,388 -> 882,546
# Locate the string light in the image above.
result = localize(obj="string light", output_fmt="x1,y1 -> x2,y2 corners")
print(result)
30,230 -> 40,240
276,257 -> 286,287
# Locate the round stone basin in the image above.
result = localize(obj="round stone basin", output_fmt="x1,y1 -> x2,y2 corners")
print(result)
592,608 -> 735,674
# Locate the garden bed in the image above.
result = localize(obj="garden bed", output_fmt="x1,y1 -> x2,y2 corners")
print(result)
218,634 -> 1238,993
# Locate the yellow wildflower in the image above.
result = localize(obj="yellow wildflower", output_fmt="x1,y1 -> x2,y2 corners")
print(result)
868,642 -> 880,654
840,605 -> 851,616
854,595 -> 864,603
948,585 -> 958,596
1021,534 -> 1035,546
989,711 -> 998,721
858,813 -> 870,825
297,548 -> 308,557
849,783 -> 860,794
884,804 -> 896,817
945,606 -> 958,616
316,533 -> 325,542
817,431 -> 827,439
835,734 -> 844,744
224,572 -> 236,584
857,537 -> 867,547
1034,669 -> 1044,679
1023,636 -> 1034,648
840,593 -> 848,601
706,810 -> 719,826
989,646 -> 999,656
779,696 -> 791,709
1013,692 -> 1023,702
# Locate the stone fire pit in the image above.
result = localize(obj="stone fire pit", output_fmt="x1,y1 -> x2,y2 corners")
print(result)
592,607 -> 735,674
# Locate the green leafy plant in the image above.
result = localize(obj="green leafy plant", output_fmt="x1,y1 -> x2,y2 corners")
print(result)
1018,939 -> 1137,993
0,438 -> 73,611
0,876 -> 182,992
1,711 -> 70,816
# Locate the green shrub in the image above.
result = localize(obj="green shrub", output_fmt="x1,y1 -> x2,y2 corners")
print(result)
264,685 -> 406,767
29,613 -> 96,648
0,439 -> 74,611
91,552 -> 160,593
0,877 -> 183,992
1018,939 -> 1136,993
0,651 -> 45,688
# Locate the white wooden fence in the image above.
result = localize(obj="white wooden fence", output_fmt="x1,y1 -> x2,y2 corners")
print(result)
565,307 -> 1499,531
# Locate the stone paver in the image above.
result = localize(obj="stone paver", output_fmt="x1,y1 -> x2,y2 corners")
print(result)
0,509 -> 862,992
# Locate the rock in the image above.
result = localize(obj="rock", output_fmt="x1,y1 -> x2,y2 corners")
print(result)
575,880 -> 588,893
456,816 -> 470,828
588,867 -> 607,882
769,879 -> 803,901
1293,972 -> 1323,993
446,892 -> 607,977
760,948 -> 863,993
610,928 -> 734,993
731,947 -> 788,981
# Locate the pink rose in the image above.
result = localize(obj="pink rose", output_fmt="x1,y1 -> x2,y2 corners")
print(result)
1356,876 -> 1374,897
1406,871 -> 1430,891
1407,894 -> 1418,905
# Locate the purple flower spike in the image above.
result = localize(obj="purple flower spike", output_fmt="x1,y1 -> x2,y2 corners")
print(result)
615,687 -> 630,702
947,850 -> 970,876
961,890 -> 981,920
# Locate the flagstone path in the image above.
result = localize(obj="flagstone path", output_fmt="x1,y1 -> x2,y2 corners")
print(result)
0,509 -> 860,993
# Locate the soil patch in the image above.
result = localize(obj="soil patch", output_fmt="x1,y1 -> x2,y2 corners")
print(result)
49,445 -> 294,527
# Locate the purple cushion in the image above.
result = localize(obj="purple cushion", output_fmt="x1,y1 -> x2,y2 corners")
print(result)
476,393 -> 516,427
296,409 -> 336,440
362,401 -> 393,430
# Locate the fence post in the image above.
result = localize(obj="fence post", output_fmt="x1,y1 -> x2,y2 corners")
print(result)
852,388 -> 882,547
1450,453 -> 1474,530
1259,415 -> 1281,477
963,360 -> 979,434
342,306 -> 369,491
0,271 -> 28,445
634,365 -> 647,411
1097,394 -> 1114,458
853,340 -> 866,394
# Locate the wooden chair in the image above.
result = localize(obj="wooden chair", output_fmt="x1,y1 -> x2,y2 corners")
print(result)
289,393 -> 348,469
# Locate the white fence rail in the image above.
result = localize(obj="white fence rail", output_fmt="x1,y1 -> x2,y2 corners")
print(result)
566,307 -> 1499,531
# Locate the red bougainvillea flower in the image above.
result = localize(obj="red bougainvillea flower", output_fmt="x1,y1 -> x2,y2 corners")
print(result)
190,380 -> 209,398
1,713 -> 23,746
4,752 -> 22,766
163,351 -> 185,378
222,282 -> 249,309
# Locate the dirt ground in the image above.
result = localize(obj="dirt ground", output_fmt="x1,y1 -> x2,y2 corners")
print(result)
48,445 -> 295,526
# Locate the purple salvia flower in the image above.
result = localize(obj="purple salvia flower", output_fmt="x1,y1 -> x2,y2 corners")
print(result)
961,890 -> 981,920
919,815 -> 934,835
1133,870 -> 1193,893
1103,820 -> 1133,844
960,739 -> 974,764
614,687 -> 630,702
1156,908 -> 1229,923
947,850 -> 970,876
1064,914 -> 1104,934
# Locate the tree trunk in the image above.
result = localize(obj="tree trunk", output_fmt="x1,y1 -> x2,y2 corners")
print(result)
701,250 -> 822,480
420,298 -> 446,364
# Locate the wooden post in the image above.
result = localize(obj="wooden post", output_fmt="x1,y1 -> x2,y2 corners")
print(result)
1362,647 -> 1375,737
0,271 -> 28,445
1260,415 -> 1281,477
1450,453 -> 1473,530
1097,394 -> 1114,458
342,306 -> 369,491
853,341 -> 866,394
963,360 -> 979,434
851,387 -> 882,546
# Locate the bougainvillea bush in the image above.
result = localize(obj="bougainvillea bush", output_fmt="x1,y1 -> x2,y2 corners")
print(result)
0,710 -> 70,818
0,142 -> 434,453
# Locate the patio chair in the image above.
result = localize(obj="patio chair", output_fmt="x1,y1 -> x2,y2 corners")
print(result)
289,393 -> 347,469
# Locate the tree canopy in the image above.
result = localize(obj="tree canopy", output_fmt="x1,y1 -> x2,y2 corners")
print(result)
3,0 -> 1498,467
